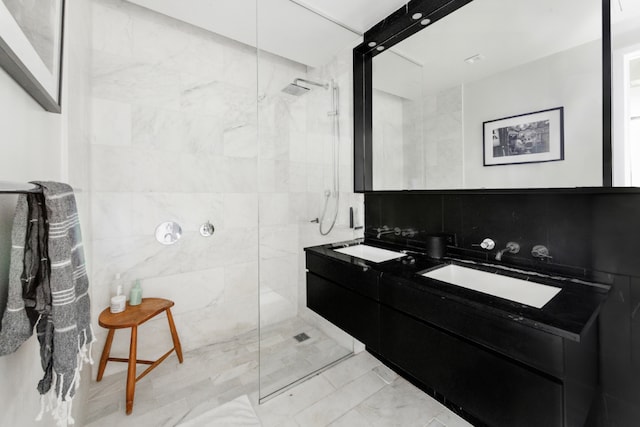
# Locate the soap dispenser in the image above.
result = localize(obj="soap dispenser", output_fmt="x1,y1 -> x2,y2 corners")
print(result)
110,285 -> 126,314
129,279 -> 142,306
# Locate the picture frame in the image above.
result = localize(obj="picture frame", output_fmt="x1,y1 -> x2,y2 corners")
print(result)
483,107 -> 564,167
0,0 -> 65,113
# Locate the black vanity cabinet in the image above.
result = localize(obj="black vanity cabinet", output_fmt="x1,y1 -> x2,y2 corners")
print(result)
305,251 -> 381,351
305,244 -> 608,427
378,275 -> 598,427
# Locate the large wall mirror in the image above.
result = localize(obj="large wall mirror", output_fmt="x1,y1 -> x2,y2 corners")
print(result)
354,0 -> 613,192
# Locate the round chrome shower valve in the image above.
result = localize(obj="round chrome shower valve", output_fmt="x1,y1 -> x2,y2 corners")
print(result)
155,221 -> 182,245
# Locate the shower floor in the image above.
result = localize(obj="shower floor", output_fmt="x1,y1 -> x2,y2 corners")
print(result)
85,316 -> 470,427
258,316 -> 353,399
85,315 -> 351,425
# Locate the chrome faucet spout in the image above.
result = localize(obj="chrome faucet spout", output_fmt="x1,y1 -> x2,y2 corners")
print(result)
376,226 -> 401,239
495,241 -> 520,261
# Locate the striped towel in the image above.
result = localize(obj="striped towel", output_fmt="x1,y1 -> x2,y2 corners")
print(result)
0,193 -> 40,355
0,182 -> 94,426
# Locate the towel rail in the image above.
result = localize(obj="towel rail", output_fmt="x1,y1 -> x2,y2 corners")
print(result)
0,181 -> 42,194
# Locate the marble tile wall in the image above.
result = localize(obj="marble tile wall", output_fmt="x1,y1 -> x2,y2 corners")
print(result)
89,0 -> 363,378
89,0 -> 261,373
297,48 -> 365,349
421,85 -> 464,189
370,83 -> 464,191
372,89 -> 404,190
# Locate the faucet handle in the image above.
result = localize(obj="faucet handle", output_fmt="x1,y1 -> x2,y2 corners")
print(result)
472,238 -> 495,250
532,245 -> 552,259
505,241 -> 520,254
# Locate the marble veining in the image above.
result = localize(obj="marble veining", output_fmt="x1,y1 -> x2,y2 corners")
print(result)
87,317 -> 471,426
89,0 -> 364,403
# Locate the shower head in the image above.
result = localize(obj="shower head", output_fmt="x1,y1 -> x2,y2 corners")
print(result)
281,78 -> 329,96
282,82 -> 311,96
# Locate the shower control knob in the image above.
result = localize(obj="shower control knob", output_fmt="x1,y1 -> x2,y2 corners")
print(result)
199,221 -> 215,237
155,221 -> 182,245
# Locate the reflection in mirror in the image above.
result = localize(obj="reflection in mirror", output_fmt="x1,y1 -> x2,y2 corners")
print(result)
371,0 -> 603,190
611,0 -> 640,186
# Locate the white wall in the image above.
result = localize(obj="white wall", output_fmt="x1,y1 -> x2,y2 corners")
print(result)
0,69 -> 63,427
0,0 -> 92,425
630,86 -> 640,185
612,26 -> 640,186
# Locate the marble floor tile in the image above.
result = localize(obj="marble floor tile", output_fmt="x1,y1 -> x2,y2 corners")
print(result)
372,364 -> 399,385
432,409 -> 474,427
86,316 -> 472,427
329,409 -> 375,427
293,371 -> 387,426
426,419 -> 448,427
256,374 -> 336,424
321,350 -> 382,389
350,377 -> 447,426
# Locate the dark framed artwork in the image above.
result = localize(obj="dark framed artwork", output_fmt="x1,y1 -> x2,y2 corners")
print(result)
483,107 -> 564,166
0,0 -> 65,113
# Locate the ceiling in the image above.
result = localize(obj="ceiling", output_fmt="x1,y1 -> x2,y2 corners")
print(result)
126,0 -> 409,67
124,0 -> 639,80
374,0 -> 603,98
612,0 -> 640,27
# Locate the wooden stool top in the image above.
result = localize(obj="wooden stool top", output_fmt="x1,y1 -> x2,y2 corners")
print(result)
99,298 -> 175,329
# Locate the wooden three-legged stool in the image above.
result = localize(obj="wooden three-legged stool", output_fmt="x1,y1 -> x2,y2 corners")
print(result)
96,298 -> 183,414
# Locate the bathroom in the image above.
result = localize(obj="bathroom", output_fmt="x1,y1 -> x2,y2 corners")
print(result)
0,0 -> 639,426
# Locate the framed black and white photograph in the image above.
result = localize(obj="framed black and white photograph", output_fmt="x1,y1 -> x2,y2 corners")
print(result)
483,107 -> 564,166
0,0 -> 65,113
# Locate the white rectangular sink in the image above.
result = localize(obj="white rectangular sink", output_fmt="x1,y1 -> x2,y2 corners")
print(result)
421,264 -> 561,309
333,244 -> 406,263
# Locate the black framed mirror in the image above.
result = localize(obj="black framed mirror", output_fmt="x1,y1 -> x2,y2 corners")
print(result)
354,0 -> 612,192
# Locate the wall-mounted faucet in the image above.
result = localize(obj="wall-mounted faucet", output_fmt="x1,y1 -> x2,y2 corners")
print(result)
472,238 -> 495,250
495,241 -> 520,261
400,228 -> 417,238
376,226 -> 401,239
531,245 -> 553,260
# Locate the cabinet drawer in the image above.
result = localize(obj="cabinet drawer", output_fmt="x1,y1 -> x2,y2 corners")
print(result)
381,306 -> 563,427
307,272 -> 379,351
380,276 -> 564,378
306,252 -> 379,300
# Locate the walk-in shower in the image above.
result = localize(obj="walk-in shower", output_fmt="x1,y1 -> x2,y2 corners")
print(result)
282,77 -> 341,236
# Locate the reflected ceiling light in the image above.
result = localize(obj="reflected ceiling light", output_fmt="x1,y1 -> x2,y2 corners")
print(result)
368,41 -> 377,47
420,18 -> 431,26
412,13 -> 423,20
376,46 -> 385,51
464,54 -> 485,64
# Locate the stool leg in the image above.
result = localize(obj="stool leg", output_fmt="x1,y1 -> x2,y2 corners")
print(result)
166,308 -> 183,363
126,326 -> 137,415
97,329 -> 115,381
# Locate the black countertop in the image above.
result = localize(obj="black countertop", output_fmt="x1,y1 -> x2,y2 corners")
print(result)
305,239 -> 611,342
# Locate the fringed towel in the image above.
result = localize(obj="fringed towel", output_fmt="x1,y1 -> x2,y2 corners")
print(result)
0,182 -> 94,426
